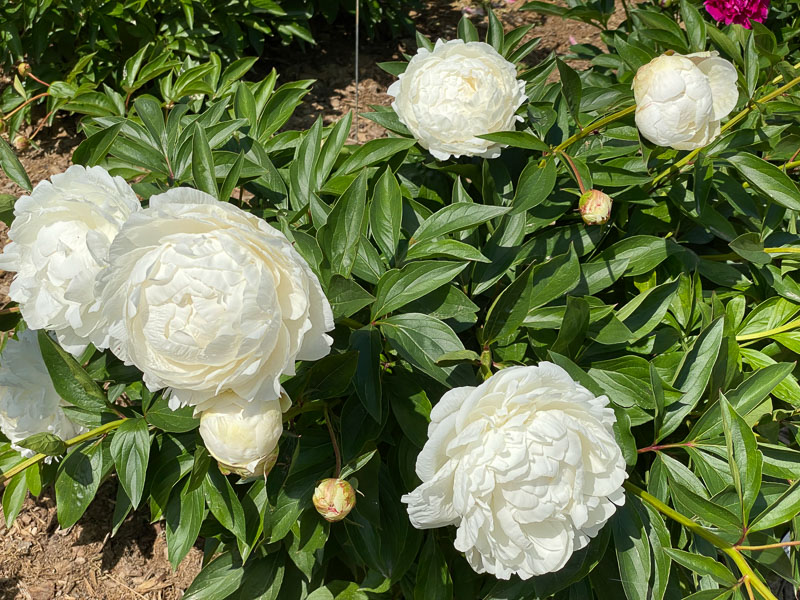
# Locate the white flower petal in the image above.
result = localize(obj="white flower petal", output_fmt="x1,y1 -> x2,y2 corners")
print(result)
402,363 -> 627,579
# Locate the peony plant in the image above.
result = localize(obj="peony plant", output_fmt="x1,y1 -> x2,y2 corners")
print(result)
0,3 -> 799,599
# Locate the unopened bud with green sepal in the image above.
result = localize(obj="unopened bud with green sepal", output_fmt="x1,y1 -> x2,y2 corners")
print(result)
313,478 -> 356,522
579,189 -> 612,225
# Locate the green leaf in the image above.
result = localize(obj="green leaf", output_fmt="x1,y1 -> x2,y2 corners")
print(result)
110,418 -> 150,508
370,168 -> 402,259
182,552 -> 244,600
720,394 -> 762,524
232,554 -> 284,600
680,0 -> 706,52
55,439 -> 113,528
617,279 -> 681,341
72,122 -> 125,166
556,58 -> 582,126
484,262 -> 535,343
551,296 -> 590,359
529,246 -> 581,309
414,535 -> 453,600
729,232 -> 770,265
219,152 -> 245,202
728,153 -> 800,211
380,314 -> 471,386
204,464 -> 247,542
134,96 -> 167,152
457,14 -> 479,42
17,432 -> 66,456
611,497 -> 650,600
350,327 -> 383,422
327,275 -> 374,319
744,31 -> 758,99
371,261 -> 467,319
411,204 -> 510,246
477,131 -> 548,151
486,8 -> 504,52
122,45 -> 151,90
37,330 -> 106,410
145,396 -> 200,433
289,117 -> 322,209
315,112 -> 352,188
404,239 -> 490,263
2,471 -> 27,527
660,318 -> 724,440
511,159 -> 557,214
749,478 -> 800,532
663,548 -> 737,586
335,139 -> 416,176
318,170 -> 368,278
192,124 -> 217,197
165,477 -> 205,569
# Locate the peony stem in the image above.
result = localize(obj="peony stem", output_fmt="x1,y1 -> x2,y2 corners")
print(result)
0,418 -> 126,484
735,317 -> 800,342
25,72 -> 50,88
624,482 -> 778,600
324,405 -> 342,478
637,441 -> 695,454
651,73 -> 800,187
737,541 -> 800,551
3,93 -> 50,120
556,150 -> 587,194
550,105 -> 636,155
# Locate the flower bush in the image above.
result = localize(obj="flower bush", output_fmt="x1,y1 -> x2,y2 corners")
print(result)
0,2 -> 799,599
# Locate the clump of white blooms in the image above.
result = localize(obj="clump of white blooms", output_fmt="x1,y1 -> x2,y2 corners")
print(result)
388,39 -> 527,160
0,329 -> 84,458
0,165 -> 140,355
198,390 -> 290,478
402,363 -> 627,580
93,187 -> 334,413
633,51 -> 738,150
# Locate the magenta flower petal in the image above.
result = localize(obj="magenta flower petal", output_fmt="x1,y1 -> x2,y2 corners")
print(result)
704,0 -> 769,29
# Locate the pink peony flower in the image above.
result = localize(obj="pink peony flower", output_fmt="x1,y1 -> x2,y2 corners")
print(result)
704,0 -> 769,29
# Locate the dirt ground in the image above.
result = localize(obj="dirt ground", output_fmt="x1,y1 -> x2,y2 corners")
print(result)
0,1 -> 635,599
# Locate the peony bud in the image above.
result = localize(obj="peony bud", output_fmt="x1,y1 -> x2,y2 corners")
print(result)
633,52 -> 737,150
13,135 -> 29,151
17,63 -> 31,77
198,390 -> 290,479
579,189 -> 612,225
313,478 -> 356,522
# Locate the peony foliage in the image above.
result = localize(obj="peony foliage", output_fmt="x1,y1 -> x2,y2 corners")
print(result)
1,2 -> 800,599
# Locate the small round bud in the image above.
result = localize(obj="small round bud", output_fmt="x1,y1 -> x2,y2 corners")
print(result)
579,189 -> 612,225
13,135 -> 29,151
17,63 -> 31,77
313,478 -> 356,522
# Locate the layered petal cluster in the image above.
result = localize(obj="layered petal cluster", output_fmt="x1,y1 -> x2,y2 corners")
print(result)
0,165 -> 140,355
94,188 -> 334,413
705,0 -> 769,28
199,390 -> 290,477
388,39 -> 527,160
0,329 -> 84,457
402,363 -> 627,580
633,51 -> 738,150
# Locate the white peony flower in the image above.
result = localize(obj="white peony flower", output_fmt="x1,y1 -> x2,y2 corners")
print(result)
0,165 -> 141,355
94,187 -> 334,413
388,39 -> 527,161
401,363 -> 627,580
633,51 -> 738,150
198,390 -> 289,478
0,329 -> 85,458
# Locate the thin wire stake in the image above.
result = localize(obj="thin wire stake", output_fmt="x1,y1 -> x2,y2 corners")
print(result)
354,0 -> 360,143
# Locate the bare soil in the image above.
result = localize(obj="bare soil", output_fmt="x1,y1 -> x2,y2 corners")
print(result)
0,2 -> 638,598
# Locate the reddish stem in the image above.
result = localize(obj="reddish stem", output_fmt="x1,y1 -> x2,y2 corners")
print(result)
637,441 -> 696,454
